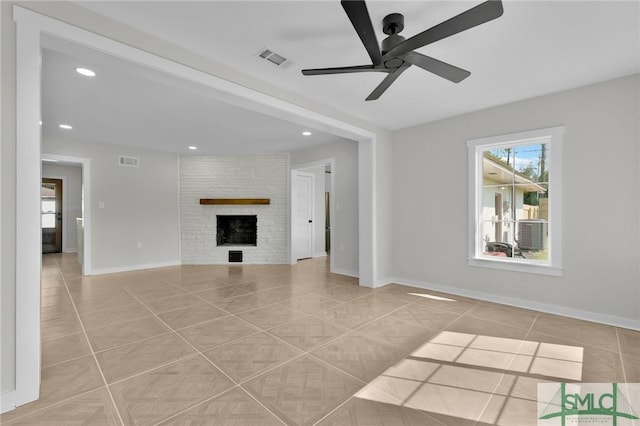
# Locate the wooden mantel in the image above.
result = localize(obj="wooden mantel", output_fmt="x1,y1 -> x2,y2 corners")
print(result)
200,198 -> 270,205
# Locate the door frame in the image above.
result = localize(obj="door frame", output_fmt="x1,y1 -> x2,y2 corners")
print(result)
41,154 -> 92,275
290,158 -> 335,269
41,176 -> 64,253
10,6 -> 377,412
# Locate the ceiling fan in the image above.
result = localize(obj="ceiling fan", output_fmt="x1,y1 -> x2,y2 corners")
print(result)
302,0 -> 504,101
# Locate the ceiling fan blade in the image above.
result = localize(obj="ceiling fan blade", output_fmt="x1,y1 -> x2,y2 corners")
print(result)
302,65 -> 390,76
366,63 -> 411,101
341,0 -> 383,66
404,52 -> 470,83
384,0 -> 503,59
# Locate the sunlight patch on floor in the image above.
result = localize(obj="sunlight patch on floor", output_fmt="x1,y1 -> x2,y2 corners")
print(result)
356,330 -> 584,424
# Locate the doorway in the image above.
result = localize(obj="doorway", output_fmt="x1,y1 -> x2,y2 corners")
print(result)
292,171 -> 314,260
290,159 -> 334,268
41,178 -> 62,253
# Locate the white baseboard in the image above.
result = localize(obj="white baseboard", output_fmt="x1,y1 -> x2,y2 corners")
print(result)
62,248 -> 77,253
313,252 -> 327,258
331,267 -> 359,278
90,260 -> 181,275
1,389 -> 18,413
384,276 -> 640,331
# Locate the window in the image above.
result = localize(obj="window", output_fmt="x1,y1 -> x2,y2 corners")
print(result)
467,127 -> 563,276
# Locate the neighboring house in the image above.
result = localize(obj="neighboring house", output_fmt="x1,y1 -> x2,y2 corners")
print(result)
481,154 -> 547,252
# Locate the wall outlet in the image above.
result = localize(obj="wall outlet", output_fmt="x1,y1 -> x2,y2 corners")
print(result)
137,241 -> 142,249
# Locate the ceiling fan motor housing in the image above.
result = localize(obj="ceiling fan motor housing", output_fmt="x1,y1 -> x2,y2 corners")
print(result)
382,35 -> 406,60
382,13 -> 404,35
382,13 -> 406,67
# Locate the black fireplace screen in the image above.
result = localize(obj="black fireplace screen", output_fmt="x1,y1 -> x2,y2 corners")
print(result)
216,215 -> 257,246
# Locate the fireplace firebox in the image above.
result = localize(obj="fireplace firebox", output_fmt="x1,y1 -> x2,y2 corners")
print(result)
216,215 -> 257,246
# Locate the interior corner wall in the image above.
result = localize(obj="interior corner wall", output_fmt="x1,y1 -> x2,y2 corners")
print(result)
1,0 -> 17,395
42,163 -> 82,253
43,136 -> 181,273
373,132 -> 394,286
290,140 -> 359,276
391,74 -> 640,326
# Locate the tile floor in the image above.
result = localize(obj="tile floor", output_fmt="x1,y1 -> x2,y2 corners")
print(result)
1,253 -> 638,425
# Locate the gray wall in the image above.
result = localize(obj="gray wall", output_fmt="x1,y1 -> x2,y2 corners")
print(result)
1,0 -> 16,395
291,140 -> 359,276
43,136 -> 181,273
391,75 -> 640,325
41,163 -> 82,252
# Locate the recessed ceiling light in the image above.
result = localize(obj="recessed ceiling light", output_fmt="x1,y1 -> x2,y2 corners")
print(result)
75,67 -> 96,77
188,146 -> 198,150
39,120 -> 42,126
302,131 -> 312,136
59,124 -> 72,130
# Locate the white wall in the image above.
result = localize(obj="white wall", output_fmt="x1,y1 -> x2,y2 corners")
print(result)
291,140 -> 359,276
41,163 -> 82,252
180,155 -> 288,264
43,136 -> 181,273
392,75 -> 640,327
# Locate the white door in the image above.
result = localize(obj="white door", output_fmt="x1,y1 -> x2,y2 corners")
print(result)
293,171 -> 314,260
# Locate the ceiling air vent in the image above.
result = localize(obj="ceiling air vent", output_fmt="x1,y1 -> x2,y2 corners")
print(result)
256,47 -> 289,67
118,155 -> 140,167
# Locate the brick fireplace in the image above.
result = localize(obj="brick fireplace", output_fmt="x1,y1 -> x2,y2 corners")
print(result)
179,155 -> 288,264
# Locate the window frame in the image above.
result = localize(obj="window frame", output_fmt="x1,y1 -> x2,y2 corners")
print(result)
467,126 -> 564,276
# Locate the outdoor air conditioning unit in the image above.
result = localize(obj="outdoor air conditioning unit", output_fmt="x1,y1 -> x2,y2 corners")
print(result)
518,220 -> 547,251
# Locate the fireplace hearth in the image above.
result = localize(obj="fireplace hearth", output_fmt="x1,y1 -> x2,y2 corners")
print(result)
216,215 -> 257,246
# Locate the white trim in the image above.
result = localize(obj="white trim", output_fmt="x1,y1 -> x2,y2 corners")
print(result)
176,155 -> 182,265
331,267 -> 359,279
11,6 -> 41,412
466,126 -> 564,275
1,390 -> 18,414
387,277 -> 640,331
467,257 -> 563,276
12,5 -> 378,411
91,260 -> 181,276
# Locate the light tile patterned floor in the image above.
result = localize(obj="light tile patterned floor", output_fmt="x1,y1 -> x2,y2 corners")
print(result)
1,253 -> 638,425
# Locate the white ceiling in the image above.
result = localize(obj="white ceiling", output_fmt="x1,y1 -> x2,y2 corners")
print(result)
44,1 -> 639,154
42,42 -> 350,155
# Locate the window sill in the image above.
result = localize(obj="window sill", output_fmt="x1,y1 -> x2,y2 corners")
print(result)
468,257 -> 563,276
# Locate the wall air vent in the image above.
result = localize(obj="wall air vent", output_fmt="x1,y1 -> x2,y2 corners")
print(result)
256,47 -> 290,67
118,155 -> 140,167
